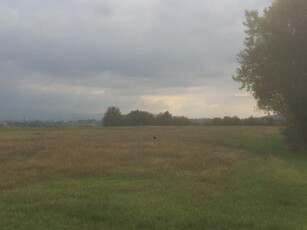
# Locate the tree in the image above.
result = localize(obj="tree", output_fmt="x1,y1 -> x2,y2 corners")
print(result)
172,116 -> 192,126
102,106 -> 123,126
233,0 -> 307,150
212,117 -> 222,126
156,111 -> 172,125
125,110 -> 155,126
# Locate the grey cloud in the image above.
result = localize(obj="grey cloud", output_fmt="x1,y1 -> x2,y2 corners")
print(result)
0,0 -> 270,120
1,0 -> 243,78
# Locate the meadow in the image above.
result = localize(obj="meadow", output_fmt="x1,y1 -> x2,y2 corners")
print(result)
0,126 -> 307,229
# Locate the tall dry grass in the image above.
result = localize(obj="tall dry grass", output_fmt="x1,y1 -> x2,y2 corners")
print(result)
0,127 -> 243,192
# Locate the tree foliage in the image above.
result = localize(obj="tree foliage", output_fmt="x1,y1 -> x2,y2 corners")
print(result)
233,0 -> 307,150
102,107 -> 191,126
125,110 -> 155,126
102,106 -> 123,126
206,116 -> 276,126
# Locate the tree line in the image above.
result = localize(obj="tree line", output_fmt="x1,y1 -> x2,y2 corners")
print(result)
102,107 -> 192,126
198,115 -> 280,126
0,119 -> 100,128
102,106 -> 281,126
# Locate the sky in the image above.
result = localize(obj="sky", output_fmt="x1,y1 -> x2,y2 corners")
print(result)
0,0 -> 272,121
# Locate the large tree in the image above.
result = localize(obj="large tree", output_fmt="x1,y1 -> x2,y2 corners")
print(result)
233,0 -> 307,150
102,106 -> 123,126
125,110 -> 155,126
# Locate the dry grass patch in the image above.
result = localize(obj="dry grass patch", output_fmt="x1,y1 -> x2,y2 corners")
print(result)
0,127 -> 243,192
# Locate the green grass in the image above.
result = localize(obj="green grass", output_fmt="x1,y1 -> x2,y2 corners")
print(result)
0,126 -> 306,229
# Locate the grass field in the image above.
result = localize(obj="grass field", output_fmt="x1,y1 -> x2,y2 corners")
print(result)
0,126 -> 307,229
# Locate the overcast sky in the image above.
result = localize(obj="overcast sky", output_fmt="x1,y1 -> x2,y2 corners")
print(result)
0,0 -> 272,121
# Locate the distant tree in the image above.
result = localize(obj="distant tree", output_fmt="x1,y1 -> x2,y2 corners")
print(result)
247,116 -> 257,126
258,116 -> 275,126
156,111 -> 172,125
232,116 -> 241,125
233,0 -> 307,150
102,106 -> 123,126
212,117 -> 222,126
102,108 -> 192,126
125,110 -> 155,126
222,116 -> 234,126
172,116 -> 192,126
